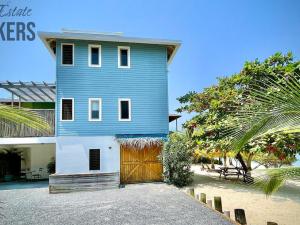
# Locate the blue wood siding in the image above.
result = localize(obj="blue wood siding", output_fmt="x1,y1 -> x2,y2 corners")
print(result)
56,39 -> 168,136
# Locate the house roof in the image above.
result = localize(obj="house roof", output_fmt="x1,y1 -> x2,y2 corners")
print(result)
38,30 -> 181,64
0,81 -> 56,102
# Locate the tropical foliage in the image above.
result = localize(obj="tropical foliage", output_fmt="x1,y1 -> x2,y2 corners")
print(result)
0,104 -> 51,136
254,167 -> 300,196
162,132 -> 194,187
177,52 -> 300,194
177,52 -> 300,172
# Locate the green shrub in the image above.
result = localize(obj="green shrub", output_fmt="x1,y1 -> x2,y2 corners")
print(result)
162,132 -> 194,187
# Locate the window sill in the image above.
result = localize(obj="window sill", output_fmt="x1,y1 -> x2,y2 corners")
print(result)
88,65 -> 101,68
61,64 -> 74,67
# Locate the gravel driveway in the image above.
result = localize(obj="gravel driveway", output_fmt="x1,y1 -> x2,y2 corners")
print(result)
0,182 -> 232,225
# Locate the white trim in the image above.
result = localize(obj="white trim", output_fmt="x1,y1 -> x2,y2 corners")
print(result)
88,98 -> 102,121
60,98 -> 74,121
88,44 -> 101,67
118,46 -> 131,68
167,44 -> 181,65
61,43 -> 74,66
118,98 -> 131,121
0,137 -> 56,145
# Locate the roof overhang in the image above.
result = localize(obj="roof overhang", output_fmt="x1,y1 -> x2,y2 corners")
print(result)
169,114 -> 181,122
38,30 -> 181,65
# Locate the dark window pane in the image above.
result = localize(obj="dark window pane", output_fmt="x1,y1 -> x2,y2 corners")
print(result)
120,49 -> 128,66
89,149 -> 100,170
62,45 -> 73,65
62,99 -> 73,120
91,47 -> 99,65
120,101 -> 129,119
91,110 -> 99,119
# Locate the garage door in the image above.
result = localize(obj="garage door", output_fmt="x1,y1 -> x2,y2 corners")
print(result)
120,145 -> 163,184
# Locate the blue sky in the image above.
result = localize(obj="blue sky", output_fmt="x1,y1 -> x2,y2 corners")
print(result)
1,0 -> 300,131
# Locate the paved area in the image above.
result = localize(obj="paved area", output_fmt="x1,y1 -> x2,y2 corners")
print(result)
0,180 -> 48,190
0,182 -> 233,225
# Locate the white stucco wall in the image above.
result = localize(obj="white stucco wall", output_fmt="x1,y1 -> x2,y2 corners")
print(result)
30,144 -> 55,175
56,136 -> 120,174
18,143 -> 55,179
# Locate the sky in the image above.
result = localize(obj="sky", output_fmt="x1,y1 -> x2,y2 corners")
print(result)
1,0 -> 300,131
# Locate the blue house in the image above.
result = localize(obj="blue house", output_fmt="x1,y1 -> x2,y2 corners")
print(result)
0,30 -> 180,192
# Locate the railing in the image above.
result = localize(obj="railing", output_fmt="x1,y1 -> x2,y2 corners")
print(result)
0,109 -> 55,137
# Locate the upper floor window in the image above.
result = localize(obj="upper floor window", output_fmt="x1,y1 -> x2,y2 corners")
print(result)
88,44 -> 101,67
118,98 -> 131,121
118,46 -> 130,68
89,149 -> 100,170
61,98 -> 74,121
89,98 -> 102,121
61,43 -> 74,66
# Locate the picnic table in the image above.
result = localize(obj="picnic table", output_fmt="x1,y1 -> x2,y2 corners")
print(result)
217,166 -> 246,181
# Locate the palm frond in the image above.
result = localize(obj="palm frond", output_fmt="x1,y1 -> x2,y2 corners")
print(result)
253,167 -> 300,196
225,74 -> 300,152
0,104 -> 51,133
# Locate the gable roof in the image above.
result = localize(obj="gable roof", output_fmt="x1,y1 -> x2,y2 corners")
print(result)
38,30 -> 181,64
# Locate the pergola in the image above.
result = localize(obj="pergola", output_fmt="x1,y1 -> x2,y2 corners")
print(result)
0,81 -> 56,103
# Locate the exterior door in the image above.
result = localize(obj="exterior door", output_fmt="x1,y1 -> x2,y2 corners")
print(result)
120,145 -> 163,184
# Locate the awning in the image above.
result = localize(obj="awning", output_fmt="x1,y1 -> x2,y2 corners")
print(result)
169,114 -> 181,122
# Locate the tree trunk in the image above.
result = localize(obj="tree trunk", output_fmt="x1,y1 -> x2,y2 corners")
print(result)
224,155 -> 227,167
211,159 -> 215,169
246,153 -> 254,171
235,152 -> 248,173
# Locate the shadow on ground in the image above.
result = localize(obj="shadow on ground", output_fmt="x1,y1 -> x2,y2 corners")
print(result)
0,180 -> 48,190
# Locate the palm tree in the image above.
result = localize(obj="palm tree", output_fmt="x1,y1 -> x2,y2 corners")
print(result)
225,74 -> 300,195
0,104 -> 51,135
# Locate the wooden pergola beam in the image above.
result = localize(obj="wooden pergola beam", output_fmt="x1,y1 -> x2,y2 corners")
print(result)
6,81 -> 36,101
19,81 -> 46,102
31,81 -> 54,102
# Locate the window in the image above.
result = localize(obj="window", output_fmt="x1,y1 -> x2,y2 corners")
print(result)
118,98 -> 131,121
88,98 -> 102,121
61,98 -> 74,121
89,149 -> 100,170
118,46 -> 130,68
88,44 -> 101,67
61,43 -> 74,65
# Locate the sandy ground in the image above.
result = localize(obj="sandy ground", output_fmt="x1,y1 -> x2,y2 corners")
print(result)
187,165 -> 300,225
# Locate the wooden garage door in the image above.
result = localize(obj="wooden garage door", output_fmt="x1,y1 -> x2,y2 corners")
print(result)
120,145 -> 163,184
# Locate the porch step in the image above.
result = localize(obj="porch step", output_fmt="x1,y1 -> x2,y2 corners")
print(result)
49,172 -> 120,193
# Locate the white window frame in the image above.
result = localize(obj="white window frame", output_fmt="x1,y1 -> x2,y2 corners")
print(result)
118,46 -> 130,68
118,98 -> 131,121
61,43 -> 74,66
88,98 -> 102,121
88,44 -> 101,67
60,98 -> 74,121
